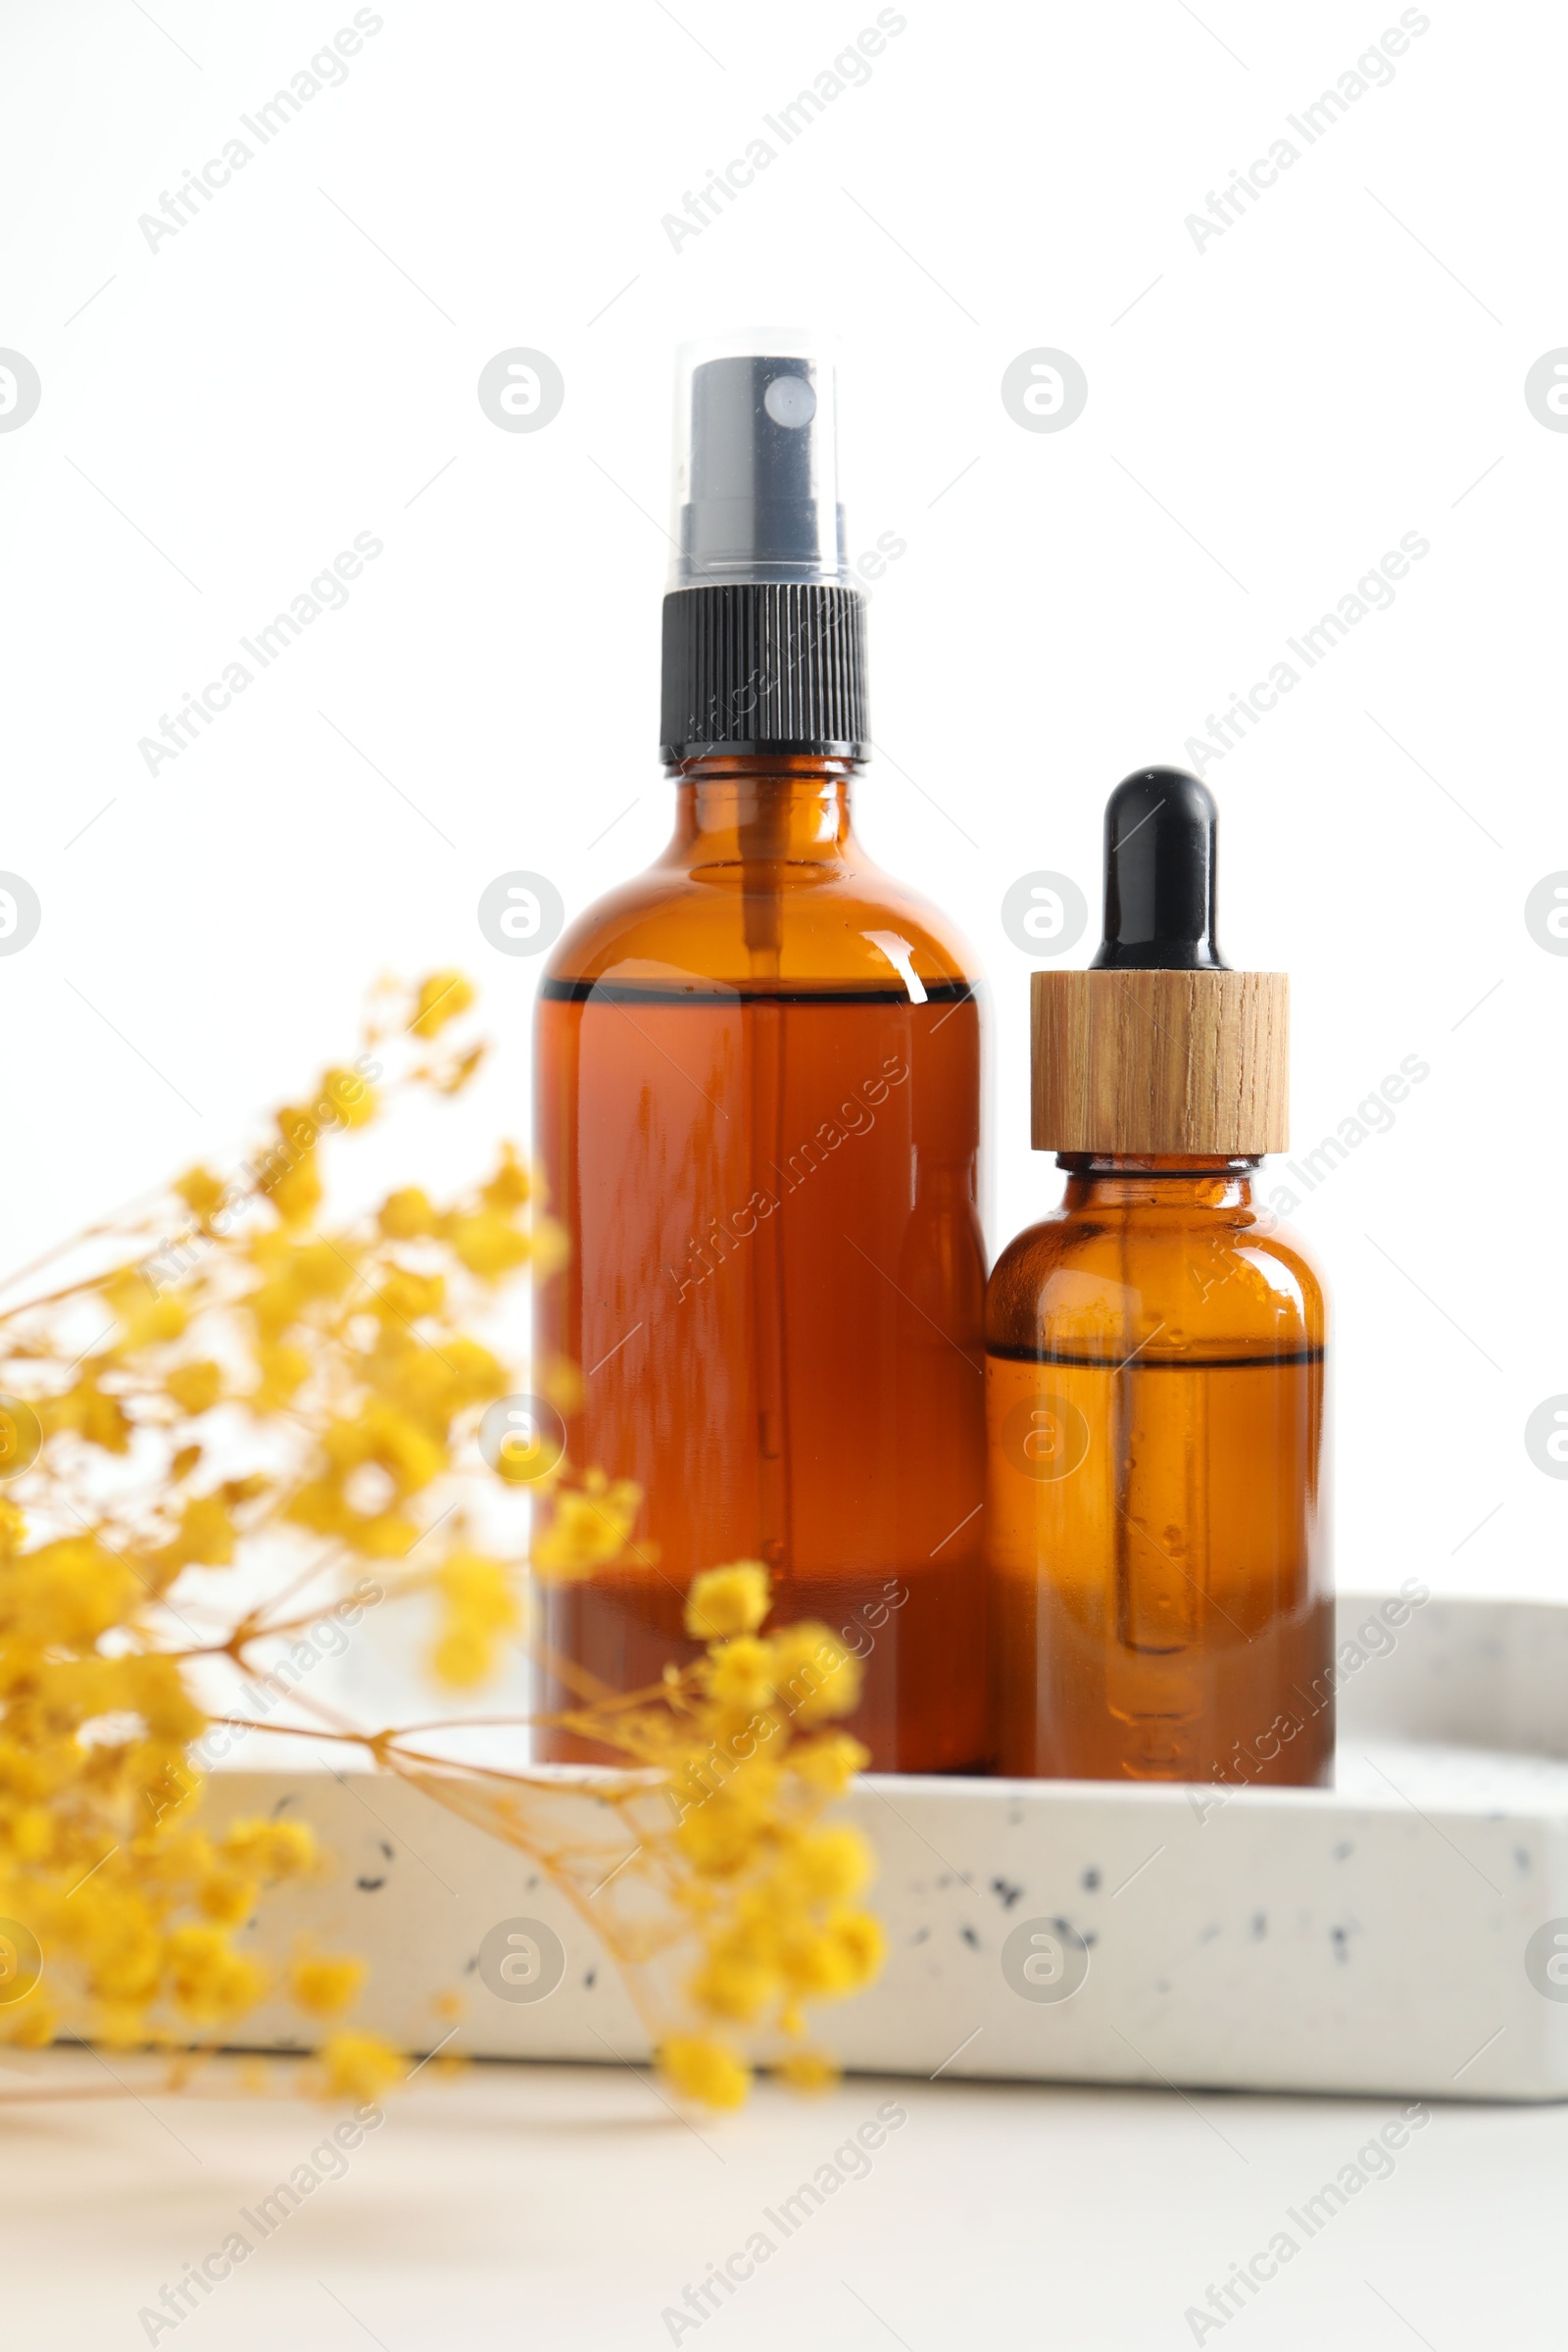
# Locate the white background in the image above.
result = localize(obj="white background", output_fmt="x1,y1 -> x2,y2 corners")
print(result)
10,2058 -> 1559,2352
2,0 -> 1564,1607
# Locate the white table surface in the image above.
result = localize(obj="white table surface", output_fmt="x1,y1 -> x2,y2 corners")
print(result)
4,2051 -> 1555,2348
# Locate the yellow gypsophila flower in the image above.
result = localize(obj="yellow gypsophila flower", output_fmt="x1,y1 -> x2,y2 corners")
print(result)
290,1952 -> 368,2018
431,1550 -> 522,1688
704,1636 -> 776,1713
773,1827 -> 870,1906
409,971 -> 475,1038
218,1819 -> 317,1879
659,2034 -> 751,2110
320,1066 -> 377,1128
0,973 -> 579,2093
768,1623 -> 863,1727
787,1734 -> 870,1796
164,1925 -> 269,2023
683,1562 -> 770,1640
531,1475 -> 641,1579
773,2049 -> 840,2093
320,2033 -> 403,2102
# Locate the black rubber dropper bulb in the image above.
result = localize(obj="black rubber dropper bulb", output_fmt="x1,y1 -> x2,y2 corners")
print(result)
1088,766 -> 1229,972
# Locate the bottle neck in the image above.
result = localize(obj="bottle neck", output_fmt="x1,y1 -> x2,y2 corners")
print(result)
664,753 -> 860,867
1056,1154 -> 1260,1211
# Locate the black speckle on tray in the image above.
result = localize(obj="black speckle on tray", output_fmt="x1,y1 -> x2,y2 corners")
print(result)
990,1877 -> 1024,1911
1250,1913 -> 1267,1939
1081,1930 -> 1098,1949
378,1839 -> 394,1862
356,1876 -> 387,1892
908,1927 -> 930,1945
1332,1840 -> 1353,1862
1516,1846 -> 1533,1875
1082,1867 -> 1102,1891
1198,1923 -> 1220,1944
958,1925 -> 980,1949
1330,1924 -> 1351,1962
1156,1980 -> 1171,1994
270,1792 -> 296,1817
526,1875 -> 539,1891
463,1955 -> 479,1975
584,1968 -> 596,1989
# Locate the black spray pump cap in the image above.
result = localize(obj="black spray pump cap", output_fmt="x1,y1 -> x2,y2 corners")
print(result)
1088,766 -> 1229,972
670,346 -> 849,588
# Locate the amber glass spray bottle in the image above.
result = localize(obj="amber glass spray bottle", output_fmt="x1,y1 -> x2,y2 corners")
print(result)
534,343 -> 986,1770
987,768 -> 1332,1786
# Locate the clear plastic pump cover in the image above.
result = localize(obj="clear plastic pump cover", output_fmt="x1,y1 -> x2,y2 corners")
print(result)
668,338 -> 850,590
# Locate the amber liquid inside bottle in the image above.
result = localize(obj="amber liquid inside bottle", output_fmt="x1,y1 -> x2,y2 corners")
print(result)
534,757 -> 986,1770
987,1159 -> 1332,1785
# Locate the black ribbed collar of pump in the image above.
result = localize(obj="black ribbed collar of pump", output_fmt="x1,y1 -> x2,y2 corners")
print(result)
659,582 -> 867,764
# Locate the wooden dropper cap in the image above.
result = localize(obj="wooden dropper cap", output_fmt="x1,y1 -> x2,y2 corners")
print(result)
1032,768 -> 1289,1156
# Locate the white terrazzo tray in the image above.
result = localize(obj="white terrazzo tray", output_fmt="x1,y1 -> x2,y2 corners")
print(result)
203,1592 -> 1568,2101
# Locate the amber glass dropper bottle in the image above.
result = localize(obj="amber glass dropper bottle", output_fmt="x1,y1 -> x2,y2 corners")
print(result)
533,342 -> 986,1771
987,767 -> 1332,1786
